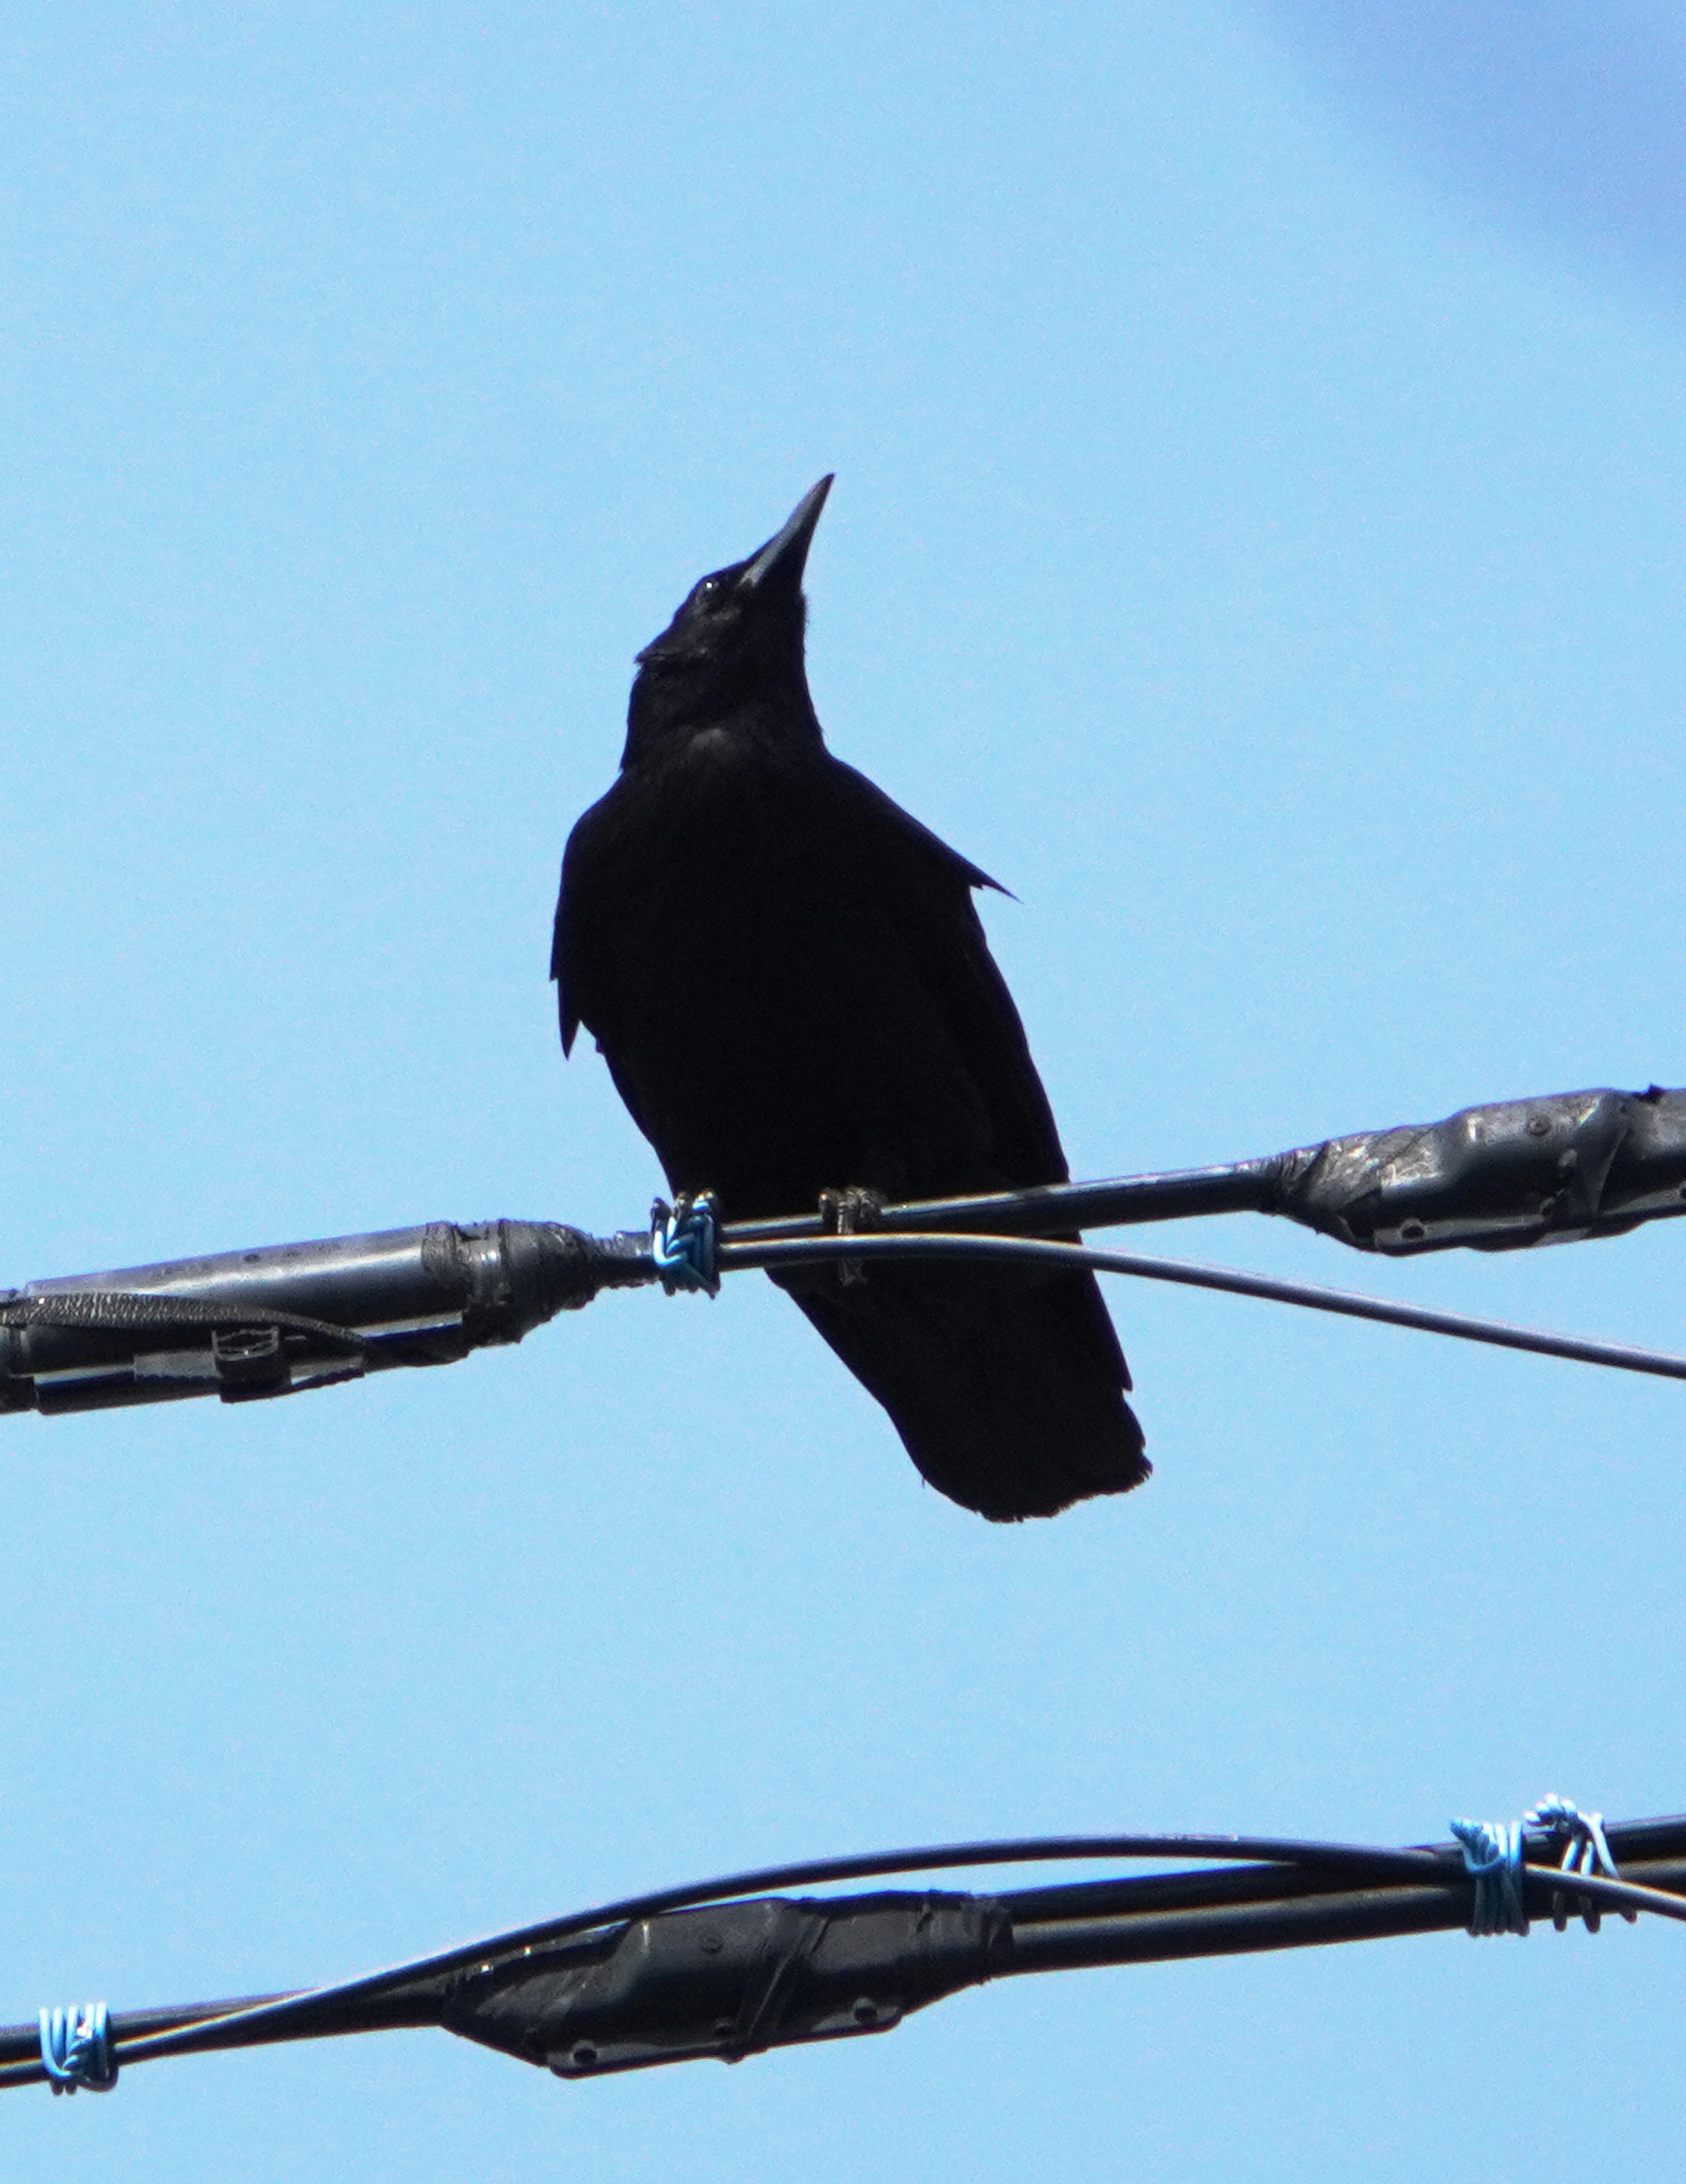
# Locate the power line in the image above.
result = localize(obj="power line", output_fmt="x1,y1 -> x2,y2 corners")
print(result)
4,1808 -> 1682,2093
4,1079 -> 1683,1421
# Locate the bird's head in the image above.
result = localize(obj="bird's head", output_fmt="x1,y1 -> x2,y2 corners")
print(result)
623,475 -> 832,765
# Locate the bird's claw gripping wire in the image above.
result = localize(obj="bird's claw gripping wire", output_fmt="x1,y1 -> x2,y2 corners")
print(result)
38,2004 -> 116,2094
1452,1792 -> 1631,1936
651,1195 -> 721,1297
818,1187 -> 885,1288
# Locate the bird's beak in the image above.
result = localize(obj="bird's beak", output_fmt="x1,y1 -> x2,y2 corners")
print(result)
742,475 -> 833,594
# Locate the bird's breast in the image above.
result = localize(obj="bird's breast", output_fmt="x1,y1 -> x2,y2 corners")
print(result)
580,744 -> 992,1215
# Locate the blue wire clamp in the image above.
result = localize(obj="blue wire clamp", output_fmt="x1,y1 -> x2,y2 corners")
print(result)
1450,1815 -> 1528,1936
1451,1792 -> 1631,1938
1525,1792 -> 1635,1934
39,2001 -> 117,2094
650,1195 -> 721,1298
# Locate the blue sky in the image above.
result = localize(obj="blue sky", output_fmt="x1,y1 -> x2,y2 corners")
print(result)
1262,2 -> 1686,285
3,5 -> 1686,2177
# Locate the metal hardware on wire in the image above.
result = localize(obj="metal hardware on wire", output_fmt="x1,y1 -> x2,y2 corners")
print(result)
38,2003 -> 116,2094
650,1195 -> 721,1297
1527,1794 -> 1634,1933
1450,1817 -> 1529,1936
1451,1794 -> 1634,1937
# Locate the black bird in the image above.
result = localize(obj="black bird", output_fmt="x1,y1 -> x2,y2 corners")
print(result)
552,478 -> 1148,1519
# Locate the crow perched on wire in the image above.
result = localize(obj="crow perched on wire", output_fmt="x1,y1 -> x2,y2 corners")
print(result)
552,479 -> 1147,1519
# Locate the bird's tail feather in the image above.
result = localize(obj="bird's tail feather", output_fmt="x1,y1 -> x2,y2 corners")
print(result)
784,1265 -> 1148,1522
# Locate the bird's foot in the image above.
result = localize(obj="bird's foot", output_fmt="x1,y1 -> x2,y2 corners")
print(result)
818,1187 -> 886,1288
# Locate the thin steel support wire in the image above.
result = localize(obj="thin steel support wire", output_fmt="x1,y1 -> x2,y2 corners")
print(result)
722,1231 -> 1686,1384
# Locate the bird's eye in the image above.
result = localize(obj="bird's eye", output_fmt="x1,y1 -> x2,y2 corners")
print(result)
696,577 -> 723,605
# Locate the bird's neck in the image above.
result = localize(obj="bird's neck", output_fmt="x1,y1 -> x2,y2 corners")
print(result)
622,668 -> 822,771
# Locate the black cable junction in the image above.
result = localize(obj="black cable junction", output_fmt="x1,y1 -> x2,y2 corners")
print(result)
3,1081 -> 1685,1419
6,1808 -> 1684,2093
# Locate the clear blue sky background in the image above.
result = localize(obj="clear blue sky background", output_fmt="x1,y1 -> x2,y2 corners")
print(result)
4,4 -> 1685,2177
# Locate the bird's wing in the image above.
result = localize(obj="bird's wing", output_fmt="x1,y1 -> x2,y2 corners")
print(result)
553,773 -> 637,1058
826,761 -> 1071,1188
550,818 -> 593,1057
553,797 -> 667,1147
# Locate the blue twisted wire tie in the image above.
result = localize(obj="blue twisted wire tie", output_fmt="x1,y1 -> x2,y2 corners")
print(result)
1449,1817 -> 1528,1936
1450,1793 -> 1632,1938
1526,1792 -> 1636,1934
39,2001 -> 117,2094
650,1195 -> 721,1298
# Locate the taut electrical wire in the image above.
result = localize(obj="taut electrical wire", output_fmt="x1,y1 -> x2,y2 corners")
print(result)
722,1230 -> 1686,1384
6,1812 -> 1686,2094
